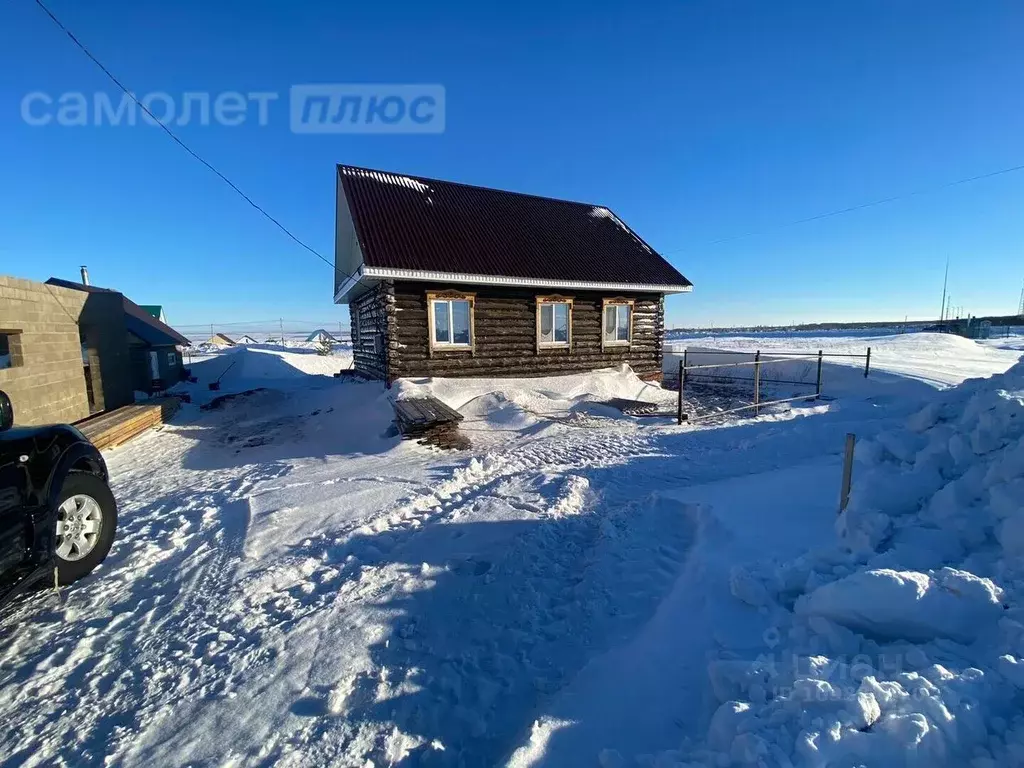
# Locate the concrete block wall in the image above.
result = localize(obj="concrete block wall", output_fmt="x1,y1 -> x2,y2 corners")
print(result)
0,275 -> 90,426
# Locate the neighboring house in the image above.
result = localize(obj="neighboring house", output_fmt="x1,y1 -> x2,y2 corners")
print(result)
334,165 -> 692,383
237,334 -> 260,345
206,333 -> 237,347
47,278 -> 191,394
1,275 -> 131,424
306,329 -> 339,344
139,305 -> 166,323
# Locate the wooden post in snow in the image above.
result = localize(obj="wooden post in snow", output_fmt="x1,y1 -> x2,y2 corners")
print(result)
864,347 -> 871,378
677,351 -> 687,425
839,433 -> 856,514
753,350 -> 761,416
815,349 -> 823,398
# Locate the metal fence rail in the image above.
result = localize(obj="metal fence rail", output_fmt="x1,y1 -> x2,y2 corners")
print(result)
675,347 -> 871,424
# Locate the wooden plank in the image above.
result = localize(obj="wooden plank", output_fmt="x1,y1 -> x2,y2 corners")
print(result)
76,397 -> 180,449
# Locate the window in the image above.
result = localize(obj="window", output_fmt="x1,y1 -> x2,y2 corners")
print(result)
429,295 -> 473,349
167,351 -> 176,366
536,298 -> 572,349
603,301 -> 632,346
0,331 -> 23,370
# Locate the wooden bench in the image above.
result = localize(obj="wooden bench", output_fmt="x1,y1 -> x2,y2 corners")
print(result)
393,397 -> 469,450
76,397 -> 181,450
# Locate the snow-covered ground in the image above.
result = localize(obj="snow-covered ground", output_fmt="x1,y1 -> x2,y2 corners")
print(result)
1,333 -> 1021,767
667,332 -> 1023,388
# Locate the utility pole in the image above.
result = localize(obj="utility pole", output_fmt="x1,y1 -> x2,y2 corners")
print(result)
939,257 -> 949,323
279,317 -> 285,345
1018,279 -> 1024,317
210,323 -> 214,337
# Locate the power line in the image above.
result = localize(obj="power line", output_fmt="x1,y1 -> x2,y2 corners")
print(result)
660,161 -> 1024,255
29,0 -> 1024,288
31,0 -> 335,271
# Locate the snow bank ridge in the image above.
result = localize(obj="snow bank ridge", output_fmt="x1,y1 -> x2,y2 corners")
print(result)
676,361 -> 1024,767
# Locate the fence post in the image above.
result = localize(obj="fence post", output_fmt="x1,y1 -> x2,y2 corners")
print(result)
753,350 -> 761,416
839,433 -> 856,513
864,347 -> 871,378
816,349 -> 823,398
677,357 -> 684,425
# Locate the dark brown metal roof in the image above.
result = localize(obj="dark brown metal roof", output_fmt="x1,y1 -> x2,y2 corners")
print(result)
46,278 -> 192,346
338,165 -> 692,289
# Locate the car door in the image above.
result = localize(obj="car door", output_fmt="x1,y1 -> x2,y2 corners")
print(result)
0,431 -> 31,575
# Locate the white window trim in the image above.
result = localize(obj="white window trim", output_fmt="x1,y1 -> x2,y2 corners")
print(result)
602,298 -> 634,349
427,292 -> 475,355
535,296 -> 573,352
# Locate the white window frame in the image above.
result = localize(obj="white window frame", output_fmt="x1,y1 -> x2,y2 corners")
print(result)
602,298 -> 634,348
166,351 -> 176,366
427,292 -> 475,354
535,296 -> 573,351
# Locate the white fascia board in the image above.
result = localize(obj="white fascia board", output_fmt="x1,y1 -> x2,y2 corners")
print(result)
360,266 -> 694,295
333,268 -> 365,303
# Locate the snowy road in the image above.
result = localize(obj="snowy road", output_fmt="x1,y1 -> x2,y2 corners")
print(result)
0,335 -> 1019,767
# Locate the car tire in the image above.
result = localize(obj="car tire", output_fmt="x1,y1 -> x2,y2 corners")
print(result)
54,472 -> 118,585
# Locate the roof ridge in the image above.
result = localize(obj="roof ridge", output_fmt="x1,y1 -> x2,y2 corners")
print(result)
337,163 -> 605,210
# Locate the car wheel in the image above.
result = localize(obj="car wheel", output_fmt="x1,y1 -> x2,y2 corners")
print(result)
54,472 -> 118,585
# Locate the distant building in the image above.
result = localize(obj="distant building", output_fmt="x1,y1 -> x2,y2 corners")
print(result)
205,333 -> 237,347
139,305 -> 166,323
237,334 -> 259,344
306,329 -> 339,344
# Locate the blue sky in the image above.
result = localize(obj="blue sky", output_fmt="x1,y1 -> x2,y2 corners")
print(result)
2,0 -> 1023,331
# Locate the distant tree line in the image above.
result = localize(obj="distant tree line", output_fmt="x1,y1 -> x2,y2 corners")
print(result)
668,314 -> 1023,335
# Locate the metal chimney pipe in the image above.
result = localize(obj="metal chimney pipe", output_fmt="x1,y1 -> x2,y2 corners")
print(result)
80,266 -> 89,285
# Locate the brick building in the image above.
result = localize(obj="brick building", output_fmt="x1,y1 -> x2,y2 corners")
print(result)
0,274 -> 189,427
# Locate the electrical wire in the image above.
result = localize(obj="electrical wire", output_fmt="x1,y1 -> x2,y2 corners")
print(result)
661,162 -> 1024,255
31,0 -> 340,272
30,0 -> 1024,286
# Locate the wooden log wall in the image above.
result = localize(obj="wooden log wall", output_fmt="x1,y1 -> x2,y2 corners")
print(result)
389,281 -> 664,381
350,282 -> 395,380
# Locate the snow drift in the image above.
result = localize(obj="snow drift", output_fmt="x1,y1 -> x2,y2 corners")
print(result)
667,359 -> 1024,767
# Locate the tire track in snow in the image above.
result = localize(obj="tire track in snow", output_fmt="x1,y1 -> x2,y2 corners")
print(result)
0,462 -> 291,767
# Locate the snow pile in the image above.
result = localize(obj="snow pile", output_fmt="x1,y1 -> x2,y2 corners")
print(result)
394,364 -> 675,423
668,361 -> 1024,767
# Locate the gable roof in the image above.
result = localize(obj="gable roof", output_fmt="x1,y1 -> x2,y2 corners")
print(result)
336,165 -> 693,298
207,333 -> 236,345
306,329 -> 338,342
45,278 -> 191,346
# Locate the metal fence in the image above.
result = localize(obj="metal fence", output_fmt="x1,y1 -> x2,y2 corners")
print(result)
673,348 -> 872,424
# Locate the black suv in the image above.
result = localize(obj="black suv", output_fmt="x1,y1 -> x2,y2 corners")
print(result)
0,390 -> 118,606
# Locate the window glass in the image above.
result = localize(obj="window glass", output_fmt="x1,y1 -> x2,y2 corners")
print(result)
540,304 -> 554,342
0,333 -> 18,370
553,304 -> 569,343
451,300 -> 471,344
616,305 -> 630,341
433,300 -> 451,343
604,306 -> 616,338
604,304 -> 631,343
